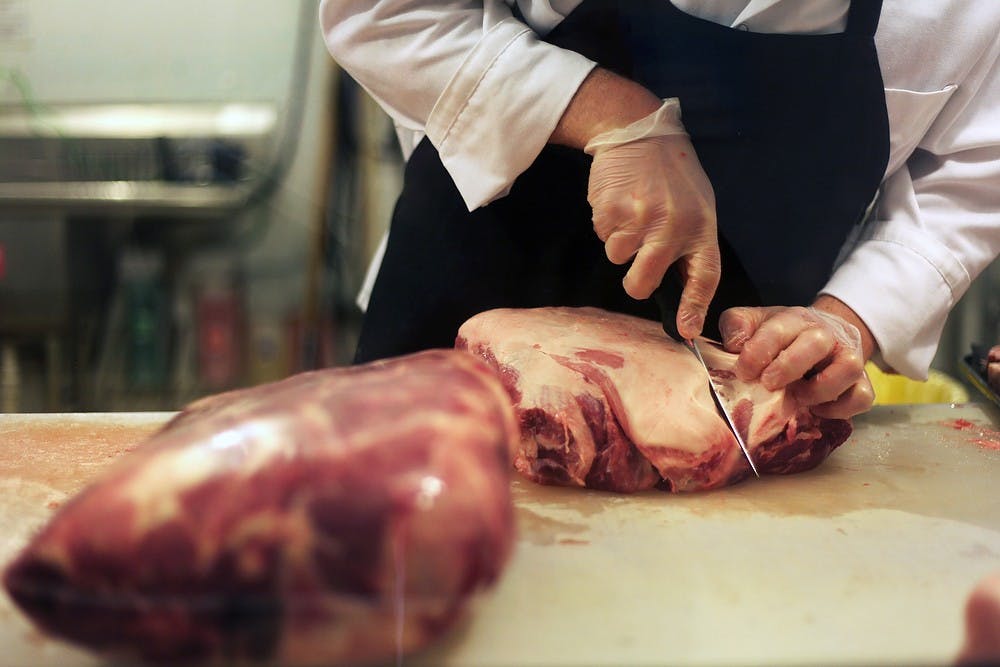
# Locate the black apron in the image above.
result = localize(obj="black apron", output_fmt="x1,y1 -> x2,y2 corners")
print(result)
354,0 -> 889,363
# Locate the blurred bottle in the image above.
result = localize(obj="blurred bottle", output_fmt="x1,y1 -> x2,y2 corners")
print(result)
192,253 -> 244,392
246,279 -> 291,385
1,342 -> 19,413
120,249 -> 168,392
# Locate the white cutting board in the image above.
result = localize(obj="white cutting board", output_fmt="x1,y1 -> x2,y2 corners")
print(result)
410,402 -> 1000,667
1,404 -> 999,666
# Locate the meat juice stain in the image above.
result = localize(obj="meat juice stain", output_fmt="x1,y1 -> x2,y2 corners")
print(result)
515,505 -> 588,546
510,479 -> 610,518
971,438 -> 1000,452
940,419 -> 1000,451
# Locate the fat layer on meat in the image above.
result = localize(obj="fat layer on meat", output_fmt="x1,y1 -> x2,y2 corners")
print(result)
457,307 -> 852,493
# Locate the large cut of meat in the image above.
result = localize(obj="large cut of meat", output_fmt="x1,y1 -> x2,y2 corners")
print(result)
456,307 -> 852,493
4,350 -> 518,665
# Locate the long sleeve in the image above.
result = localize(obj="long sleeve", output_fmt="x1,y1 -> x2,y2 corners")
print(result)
821,1 -> 1000,380
320,0 -> 597,210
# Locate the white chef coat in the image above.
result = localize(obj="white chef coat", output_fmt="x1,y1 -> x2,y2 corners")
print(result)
320,0 -> 1000,381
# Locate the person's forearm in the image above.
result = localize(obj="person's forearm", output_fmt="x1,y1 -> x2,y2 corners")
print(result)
812,294 -> 877,362
550,68 -> 663,150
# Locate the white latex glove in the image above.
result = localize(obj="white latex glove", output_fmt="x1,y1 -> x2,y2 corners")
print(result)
719,305 -> 875,419
585,99 -> 720,339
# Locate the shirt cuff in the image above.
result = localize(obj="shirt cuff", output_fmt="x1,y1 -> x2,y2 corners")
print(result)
821,239 -> 964,381
425,18 -> 597,211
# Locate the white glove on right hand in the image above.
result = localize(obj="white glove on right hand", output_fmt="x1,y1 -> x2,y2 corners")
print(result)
585,99 -> 721,339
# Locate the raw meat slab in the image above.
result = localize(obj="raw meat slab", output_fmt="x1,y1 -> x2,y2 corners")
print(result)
4,350 -> 518,665
457,307 -> 852,492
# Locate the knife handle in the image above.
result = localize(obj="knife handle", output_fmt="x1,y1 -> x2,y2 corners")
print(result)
653,265 -> 685,341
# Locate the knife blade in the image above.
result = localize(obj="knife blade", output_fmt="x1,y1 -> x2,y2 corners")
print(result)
652,269 -> 760,477
686,338 -> 760,477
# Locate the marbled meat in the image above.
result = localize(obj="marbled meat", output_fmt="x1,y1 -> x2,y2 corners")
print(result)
4,350 -> 518,665
457,307 -> 852,493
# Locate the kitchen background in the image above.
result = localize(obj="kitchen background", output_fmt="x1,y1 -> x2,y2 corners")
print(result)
0,0 -> 996,413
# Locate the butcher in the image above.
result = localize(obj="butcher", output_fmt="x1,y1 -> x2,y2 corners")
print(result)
320,0 -> 1000,420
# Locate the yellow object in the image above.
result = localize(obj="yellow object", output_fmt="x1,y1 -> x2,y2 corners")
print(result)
866,362 -> 970,405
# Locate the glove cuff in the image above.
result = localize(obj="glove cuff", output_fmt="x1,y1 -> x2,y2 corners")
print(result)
583,97 -> 687,155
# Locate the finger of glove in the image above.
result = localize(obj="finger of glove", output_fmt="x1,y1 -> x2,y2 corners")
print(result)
623,242 -> 676,301
733,307 -> 813,381
809,376 -> 875,419
759,325 -> 837,391
605,230 -> 642,265
675,252 -> 721,340
719,307 -> 767,352
791,344 -> 867,406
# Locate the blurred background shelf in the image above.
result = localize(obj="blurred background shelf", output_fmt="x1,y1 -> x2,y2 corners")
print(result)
0,0 -> 995,412
0,0 -> 403,412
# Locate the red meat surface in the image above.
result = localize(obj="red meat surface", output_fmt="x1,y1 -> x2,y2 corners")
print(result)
457,307 -> 852,493
4,350 -> 518,665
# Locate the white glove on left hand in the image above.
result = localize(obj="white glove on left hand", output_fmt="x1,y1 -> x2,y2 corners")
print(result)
719,305 -> 875,419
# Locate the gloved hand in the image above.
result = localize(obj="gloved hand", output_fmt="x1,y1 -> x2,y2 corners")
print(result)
585,98 -> 720,340
719,305 -> 875,419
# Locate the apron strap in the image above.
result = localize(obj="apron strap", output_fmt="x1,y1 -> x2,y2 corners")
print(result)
846,0 -> 884,37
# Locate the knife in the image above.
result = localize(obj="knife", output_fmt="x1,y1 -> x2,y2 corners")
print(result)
653,270 -> 760,477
